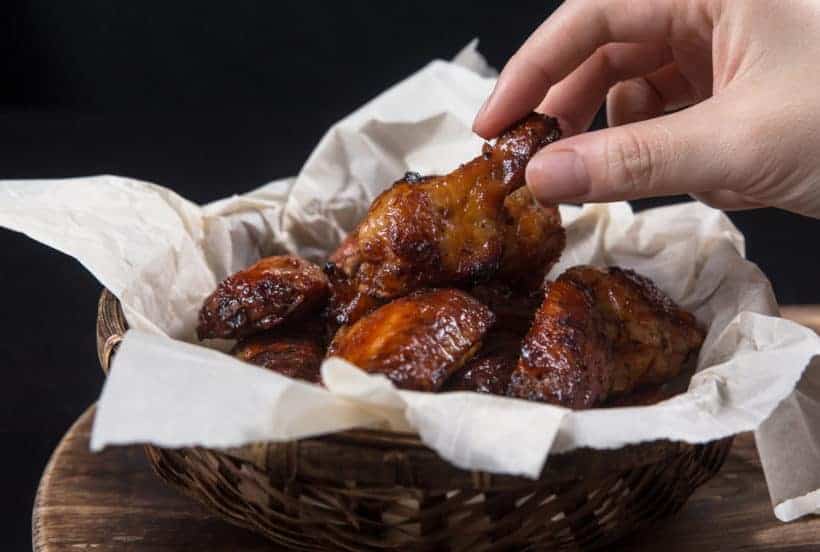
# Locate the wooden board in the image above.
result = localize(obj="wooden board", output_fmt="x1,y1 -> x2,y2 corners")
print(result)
32,405 -> 274,552
30,407 -> 820,552
33,306 -> 820,551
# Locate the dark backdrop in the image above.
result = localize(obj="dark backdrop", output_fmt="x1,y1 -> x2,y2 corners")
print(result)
1,2 -> 817,549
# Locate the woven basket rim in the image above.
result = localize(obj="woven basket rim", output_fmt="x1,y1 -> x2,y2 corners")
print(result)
95,289 -> 726,487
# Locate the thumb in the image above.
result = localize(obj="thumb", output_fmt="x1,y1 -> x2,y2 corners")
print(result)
526,101 -> 740,204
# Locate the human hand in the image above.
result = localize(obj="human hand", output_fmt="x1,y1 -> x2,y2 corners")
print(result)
473,0 -> 820,218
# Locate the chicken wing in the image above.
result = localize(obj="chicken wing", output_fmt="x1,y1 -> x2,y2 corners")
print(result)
197,255 -> 329,340
508,277 -> 611,408
499,186 -> 565,290
232,320 -> 326,384
560,266 -> 705,397
509,266 -> 705,408
326,113 -> 561,324
327,289 -> 495,392
443,330 -> 520,394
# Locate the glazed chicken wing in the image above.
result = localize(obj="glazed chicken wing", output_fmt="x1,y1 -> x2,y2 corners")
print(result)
232,320 -> 326,384
498,186 -> 565,290
197,255 -> 329,340
509,266 -> 705,408
561,266 -> 705,397
326,113 -> 561,325
327,289 -> 494,391
508,277 -> 611,408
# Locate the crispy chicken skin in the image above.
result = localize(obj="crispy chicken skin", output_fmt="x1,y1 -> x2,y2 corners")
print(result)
499,186 -> 565,290
561,266 -> 705,397
509,278 -> 611,408
197,255 -> 329,340
509,266 -> 705,408
327,289 -> 495,392
326,114 -> 561,324
443,330 -> 520,394
232,320 -> 325,384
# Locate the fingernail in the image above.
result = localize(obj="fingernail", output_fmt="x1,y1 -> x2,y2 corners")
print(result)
527,150 -> 590,202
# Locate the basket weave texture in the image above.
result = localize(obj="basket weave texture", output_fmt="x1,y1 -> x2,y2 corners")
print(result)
96,290 -> 732,551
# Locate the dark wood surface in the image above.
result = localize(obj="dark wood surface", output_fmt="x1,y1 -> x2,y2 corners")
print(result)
32,405 -> 274,552
32,307 -> 820,551
30,412 -> 820,551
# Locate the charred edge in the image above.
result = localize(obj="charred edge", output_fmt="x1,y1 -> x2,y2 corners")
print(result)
404,171 -> 423,184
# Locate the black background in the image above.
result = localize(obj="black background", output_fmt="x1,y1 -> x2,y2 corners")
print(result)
1,2 -> 817,549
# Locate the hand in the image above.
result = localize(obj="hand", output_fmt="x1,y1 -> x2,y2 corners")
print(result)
473,0 -> 820,218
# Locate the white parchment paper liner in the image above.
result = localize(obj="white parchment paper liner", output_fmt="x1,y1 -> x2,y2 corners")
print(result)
1,42 -> 818,521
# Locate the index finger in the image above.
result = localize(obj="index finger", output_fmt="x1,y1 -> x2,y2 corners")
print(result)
473,0 -> 716,138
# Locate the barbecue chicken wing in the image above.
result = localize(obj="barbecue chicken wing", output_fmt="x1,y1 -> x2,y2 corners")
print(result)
197,255 -> 329,340
232,320 -> 326,384
509,266 -> 705,408
443,330 -> 520,394
508,277 -> 611,408
561,266 -> 705,397
327,289 -> 494,391
499,186 -> 565,290
326,113 -> 561,325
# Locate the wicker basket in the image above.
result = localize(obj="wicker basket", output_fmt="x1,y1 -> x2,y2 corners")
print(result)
96,289 -> 732,551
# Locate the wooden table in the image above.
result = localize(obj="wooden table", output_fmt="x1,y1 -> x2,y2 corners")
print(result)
32,306 -> 820,551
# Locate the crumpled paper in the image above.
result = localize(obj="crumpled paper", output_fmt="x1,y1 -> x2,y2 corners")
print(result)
1,41 -> 819,521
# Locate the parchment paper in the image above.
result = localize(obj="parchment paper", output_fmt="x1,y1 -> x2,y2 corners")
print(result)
1,41 -> 818,520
